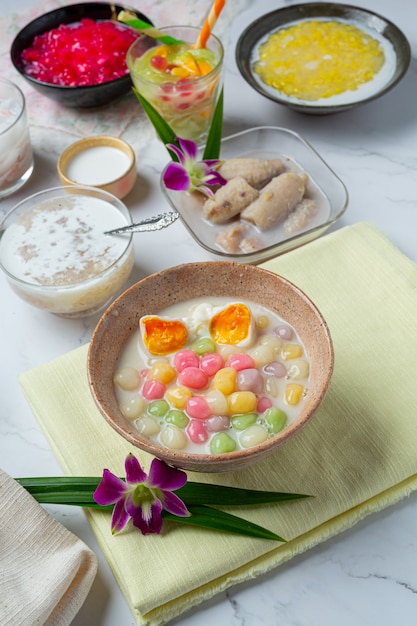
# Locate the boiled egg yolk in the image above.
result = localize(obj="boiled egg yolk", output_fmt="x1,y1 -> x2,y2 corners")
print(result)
209,303 -> 255,346
140,316 -> 188,356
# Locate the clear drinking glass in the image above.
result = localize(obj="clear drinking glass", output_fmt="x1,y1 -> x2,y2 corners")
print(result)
127,26 -> 224,145
0,78 -> 33,198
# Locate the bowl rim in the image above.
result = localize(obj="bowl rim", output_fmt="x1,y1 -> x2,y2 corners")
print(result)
87,261 -> 334,470
10,2 -> 153,92
235,2 -> 411,113
0,185 -> 134,290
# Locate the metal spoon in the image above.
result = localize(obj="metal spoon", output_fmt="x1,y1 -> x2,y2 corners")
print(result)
104,211 -> 179,235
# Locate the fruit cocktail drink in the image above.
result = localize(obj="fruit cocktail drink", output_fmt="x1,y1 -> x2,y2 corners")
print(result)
126,26 -> 223,144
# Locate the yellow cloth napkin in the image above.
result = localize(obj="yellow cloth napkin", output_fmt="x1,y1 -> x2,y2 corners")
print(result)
0,469 -> 97,626
19,222 -> 417,626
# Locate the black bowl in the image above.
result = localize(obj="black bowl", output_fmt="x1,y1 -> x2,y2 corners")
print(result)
10,2 -> 153,108
236,2 -> 411,114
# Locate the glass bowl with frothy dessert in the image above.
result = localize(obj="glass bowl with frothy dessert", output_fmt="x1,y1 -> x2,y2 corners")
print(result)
0,186 -> 134,317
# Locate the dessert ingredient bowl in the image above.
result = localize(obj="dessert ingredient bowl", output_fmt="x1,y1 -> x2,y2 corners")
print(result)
10,2 -> 153,108
87,262 -> 334,473
236,3 -> 410,114
161,126 -> 348,263
0,186 -> 134,317
57,135 -> 137,199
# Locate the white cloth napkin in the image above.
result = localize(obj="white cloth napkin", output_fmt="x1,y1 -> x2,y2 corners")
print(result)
0,469 -> 97,626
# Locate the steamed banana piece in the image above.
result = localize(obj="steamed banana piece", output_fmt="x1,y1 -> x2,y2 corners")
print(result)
217,158 -> 283,188
202,176 -> 259,224
241,173 -> 306,231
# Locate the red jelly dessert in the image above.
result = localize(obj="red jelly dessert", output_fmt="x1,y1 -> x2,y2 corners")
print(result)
20,18 -> 138,87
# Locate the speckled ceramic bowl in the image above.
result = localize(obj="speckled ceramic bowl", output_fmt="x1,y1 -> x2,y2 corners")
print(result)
87,262 -> 334,472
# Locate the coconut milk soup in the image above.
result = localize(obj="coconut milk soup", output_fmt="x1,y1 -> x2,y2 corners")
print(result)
114,297 -> 311,455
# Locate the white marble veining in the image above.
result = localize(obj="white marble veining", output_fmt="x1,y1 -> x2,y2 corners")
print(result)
1,0 -> 417,624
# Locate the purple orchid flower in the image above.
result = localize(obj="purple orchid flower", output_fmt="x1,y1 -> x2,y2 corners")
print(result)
163,137 -> 227,197
93,453 -> 190,535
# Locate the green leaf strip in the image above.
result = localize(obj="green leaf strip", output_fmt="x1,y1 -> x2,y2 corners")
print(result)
163,505 -> 285,542
16,477 -> 310,507
132,88 -> 224,161
202,86 -> 224,160
118,15 -> 183,45
16,477 -> 102,507
16,477 -> 305,541
133,89 -> 180,159
176,482 -> 311,505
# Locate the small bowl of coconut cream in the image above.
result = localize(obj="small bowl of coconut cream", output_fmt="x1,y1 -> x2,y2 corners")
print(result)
58,135 -> 137,199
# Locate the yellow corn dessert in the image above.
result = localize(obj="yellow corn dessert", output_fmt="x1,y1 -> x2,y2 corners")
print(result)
253,19 -> 385,101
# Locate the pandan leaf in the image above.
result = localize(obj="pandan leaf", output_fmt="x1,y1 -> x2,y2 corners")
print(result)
202,87 -> 224,161
17,477 -> 310,508
133,89 -> 181,161
16,477 -> 104,507
117,13 -> 183,45
163,505 -> 285,542
176,481 -> 311,506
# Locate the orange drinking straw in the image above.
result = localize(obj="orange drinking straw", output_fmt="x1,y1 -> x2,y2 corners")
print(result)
194,0 -> 226,48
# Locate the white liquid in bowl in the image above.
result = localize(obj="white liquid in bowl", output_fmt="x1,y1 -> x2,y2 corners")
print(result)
0,192 -> 134,316
66,145 -> 132,185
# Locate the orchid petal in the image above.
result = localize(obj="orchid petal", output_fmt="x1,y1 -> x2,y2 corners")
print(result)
142,496 -> 162,523
111,498 -> 130,534
166,143 -> 185,164
124,491 -> 143,518
93,469 -> 127,505
203,159 -> 221,168
177,137 -> 198,160
204,171 -> 227,186
132,500 -> 163,535
125,453 -> 147,485
148,458 -> 187,491
197,185 -> 215,198
160,490 -> 190,517
163,162 -> 191,191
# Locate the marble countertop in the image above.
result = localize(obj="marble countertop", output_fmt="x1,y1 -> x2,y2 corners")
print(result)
1,0 -> 417,624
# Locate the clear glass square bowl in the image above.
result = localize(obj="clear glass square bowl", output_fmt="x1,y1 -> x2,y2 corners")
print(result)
161,126 -> 348,263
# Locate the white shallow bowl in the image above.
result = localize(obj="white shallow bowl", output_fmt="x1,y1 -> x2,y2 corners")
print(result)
0,186 -> 134,318
161,126 -> 348,263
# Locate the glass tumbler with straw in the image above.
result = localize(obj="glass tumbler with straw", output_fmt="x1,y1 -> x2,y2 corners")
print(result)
126,25 -> 224,145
